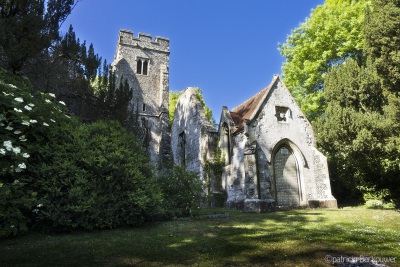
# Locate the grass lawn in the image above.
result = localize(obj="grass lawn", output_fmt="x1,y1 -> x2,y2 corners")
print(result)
0,207 -> 399,267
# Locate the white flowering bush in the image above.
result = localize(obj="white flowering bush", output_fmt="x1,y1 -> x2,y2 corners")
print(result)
1,68 -> 164,237
0,69 -> 68,237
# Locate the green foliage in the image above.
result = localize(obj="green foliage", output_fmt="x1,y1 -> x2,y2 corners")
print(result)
0,68 -> 70,237
26,120 -> 162,232
95,69 -> 133,128
168,88 -> 214,126
193,88 -> 214,124
158,166 -> 204,217
204,143 -> 227,207
316,0 -> 400,205
168,90 -> 181,126
0,69 -> 162,236
0,0 -> 76,73
279,0 -> 370,121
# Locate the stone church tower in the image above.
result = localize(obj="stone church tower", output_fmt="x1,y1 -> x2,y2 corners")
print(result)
112,29 -> 171,165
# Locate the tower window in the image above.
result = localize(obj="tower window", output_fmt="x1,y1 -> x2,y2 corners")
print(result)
137,59 -> 142,74
142,103 -> 146,112
136,58 -> 149,75
143,60 -> 148,75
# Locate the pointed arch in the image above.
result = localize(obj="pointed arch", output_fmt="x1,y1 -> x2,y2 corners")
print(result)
270,139 -> 308,206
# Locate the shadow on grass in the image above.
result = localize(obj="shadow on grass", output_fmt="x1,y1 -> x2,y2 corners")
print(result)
1,209 -> 399,266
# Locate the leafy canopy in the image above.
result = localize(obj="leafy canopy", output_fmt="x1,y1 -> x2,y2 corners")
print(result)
279,0 -> 370,121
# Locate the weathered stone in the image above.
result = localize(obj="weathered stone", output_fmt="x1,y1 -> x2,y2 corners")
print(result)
112,29 -> 337,211
171,88 -> 217,184
218,75 -> 337,211
112,29 -> 171,166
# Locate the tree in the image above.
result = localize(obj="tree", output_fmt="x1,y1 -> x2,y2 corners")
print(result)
279,0 -> 370,121
0,0 -> 76,73
316,0 -> 400,204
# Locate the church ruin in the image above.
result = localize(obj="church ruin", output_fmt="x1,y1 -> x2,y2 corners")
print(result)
112,29 -> 337,211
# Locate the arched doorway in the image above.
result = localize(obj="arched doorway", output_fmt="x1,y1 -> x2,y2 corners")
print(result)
273,146 -> 300,206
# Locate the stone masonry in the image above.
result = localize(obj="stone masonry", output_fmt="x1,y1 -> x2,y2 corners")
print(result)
112,29 -> 170,165
112,29 -> 337,211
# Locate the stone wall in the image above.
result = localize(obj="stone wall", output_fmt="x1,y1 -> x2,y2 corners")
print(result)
171,88 -> 217,182
219,76 -> 337,211
112,29 -> 170,165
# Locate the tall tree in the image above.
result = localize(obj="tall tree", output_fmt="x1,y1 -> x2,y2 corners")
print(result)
0,0 -> 76,73
316,0 -> 400,203
279,0 -> 370,121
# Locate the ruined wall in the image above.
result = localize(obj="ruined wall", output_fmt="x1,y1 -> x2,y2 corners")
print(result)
219,76 -> 336,210
171,88 -> 217,182
112,29 -> 170,164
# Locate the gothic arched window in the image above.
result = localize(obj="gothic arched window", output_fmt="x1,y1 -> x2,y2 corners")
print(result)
136,58 -> 149,75
137,59 -> 142,74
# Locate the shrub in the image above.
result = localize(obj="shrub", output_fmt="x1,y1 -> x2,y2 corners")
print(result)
26,120 -> 163,232
158,166 -> 204,218
1,69 -> 163,236
0,68 -> 69,237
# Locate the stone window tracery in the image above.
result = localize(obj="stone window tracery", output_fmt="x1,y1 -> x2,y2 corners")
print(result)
136,58 -> 149,75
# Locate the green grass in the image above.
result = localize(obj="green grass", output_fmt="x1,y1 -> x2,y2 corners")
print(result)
1,207 -> 399,267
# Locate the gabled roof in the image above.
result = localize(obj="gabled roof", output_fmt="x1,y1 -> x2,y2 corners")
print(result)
229,75 -> 280,135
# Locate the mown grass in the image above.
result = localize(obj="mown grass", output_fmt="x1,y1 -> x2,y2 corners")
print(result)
1,207 -> 399,267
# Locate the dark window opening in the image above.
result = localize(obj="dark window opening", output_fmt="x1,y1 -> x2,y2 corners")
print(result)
142,103 -> 146,112
179,132 -> 186,167
136,59 -> 149,75
275,106 -> 290,122
137,59 -> 142,74
143,60 -> 148,75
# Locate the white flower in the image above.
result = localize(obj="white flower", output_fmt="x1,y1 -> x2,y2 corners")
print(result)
18,163 -> 26,169
37,203 -> 43,208
45,99 -> 51,103
15,163 -> 26,173
28,103 -> 35,107
50,119 -> 56,123
14,108 -> 22,113
24,105 -> 32,111
22,153 -> 30,158
13,180 -> 19,184
0,148 -> 5,155
49,93 -> 56,98
14,130 -> 22,134
59,101 -> 66,105
19,136 -> 27,142
8,84 -> 17,89
5,125 -> 13,131
14,97 -> 23,102
3,140 -> 12,150
65,115 -> 70,119
43,122 -> 49,126
29,119 -> 37,124
0,123 -> 4,127
21,121 -> 30,126
12,146 -> 21,154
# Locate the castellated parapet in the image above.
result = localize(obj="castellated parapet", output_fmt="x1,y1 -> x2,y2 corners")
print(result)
115,29 -> 169,58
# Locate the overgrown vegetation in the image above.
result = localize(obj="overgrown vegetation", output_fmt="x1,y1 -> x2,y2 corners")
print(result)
1,208 -> 399,267
204,142 -> 227,207
0,70 -> 164,236
281,0 -> 400,206
169,88 -> 214,127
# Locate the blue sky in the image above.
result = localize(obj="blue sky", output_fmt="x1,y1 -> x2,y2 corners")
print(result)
61,0 -> 324,121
